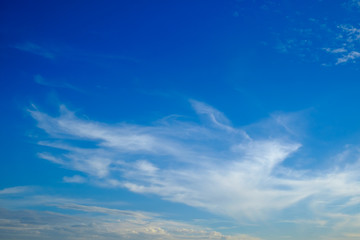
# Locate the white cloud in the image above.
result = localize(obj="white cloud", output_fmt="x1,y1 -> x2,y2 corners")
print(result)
28,101 -> 360,222
338,25 -> 360,41
63,175 -> 86,183
323,25 -> 360,64
323,48 -> 347,54
190,100 -> 250,138
190,100 -> 231,128
336,51 -> 360,64
0,186 -> 34,195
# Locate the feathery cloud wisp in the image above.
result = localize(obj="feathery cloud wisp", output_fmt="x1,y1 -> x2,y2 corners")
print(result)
0,204 -> 261,240
14,42 -> 55,59
28,101 -> 360,222
0,186 -> 34,195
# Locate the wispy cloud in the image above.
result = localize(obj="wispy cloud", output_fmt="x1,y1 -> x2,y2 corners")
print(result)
0,200 -> 261,240
57,203 -> 152,218
335,51 -> 360,64
323,25 -> 360,64
28,101 -> 360,223
13,42 -> 140,68
190,100 -> 250,138
0,188 -> 261,239
280,219 -> 327,227
0,186 -> 34,195
63,175 -> 86,183
34,75 -> 83,92
267,1 -> 360,66
343,0 -> 360,9
4,186 -> 360,239
14,42 -> 55,59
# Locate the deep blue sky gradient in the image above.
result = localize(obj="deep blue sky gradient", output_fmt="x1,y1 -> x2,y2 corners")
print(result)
2,1 -> 360,239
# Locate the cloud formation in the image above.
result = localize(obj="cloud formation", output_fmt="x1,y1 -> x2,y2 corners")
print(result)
0,197 -> 261,240
323,25 -> 360,64
28,101 -> 360,222
0,186 -> 34,195
267,1 -> 360,65
63,175 -> 86,183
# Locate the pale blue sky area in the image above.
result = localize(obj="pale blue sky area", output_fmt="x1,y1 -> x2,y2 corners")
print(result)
2,1 -> 360,239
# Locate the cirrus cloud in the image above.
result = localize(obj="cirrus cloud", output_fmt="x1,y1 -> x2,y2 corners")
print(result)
28,100 -> 360,222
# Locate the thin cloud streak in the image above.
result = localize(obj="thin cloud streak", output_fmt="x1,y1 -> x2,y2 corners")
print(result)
0,186 -> 34,195
0,200 -> 262,240
34,75 -> 84,92
14,42 -> 55,59
28,101 -> 360,222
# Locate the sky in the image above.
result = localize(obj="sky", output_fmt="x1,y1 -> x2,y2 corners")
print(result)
2,0 -> 360,239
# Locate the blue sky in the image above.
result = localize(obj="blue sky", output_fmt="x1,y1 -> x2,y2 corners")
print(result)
2,0 -> 360,239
